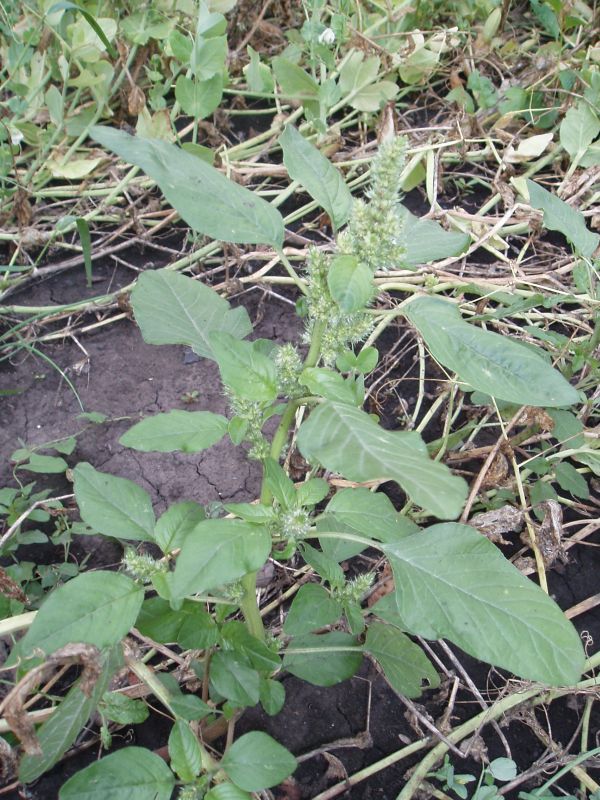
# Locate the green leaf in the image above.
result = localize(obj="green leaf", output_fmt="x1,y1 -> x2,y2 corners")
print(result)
168,720 -> 202,782
90,126 -> 284,247
19,454 -> 68,474
279,125 -> 352,232
120,410 -> 227,453
327,255 -> 374,311
130,269 -> 251,360
572,449 -> 600,477
210,651 -> 260,707
554,462 -> 589,499
297,402 -> 468,520
73,462 -> 155,542
156,673 -> 213,720
206,785 -> 252,800
18,572 -> 143,658
560,102 -> 600,163
259,678 -> 285,716
221,621 -> 281,671
399,206 -> 470,265
210,333 -> 278,403
75,217 -> 93,287
529,0 -> 560,37
299,541 -> 346,587
488,757 -> 517,782
365,621 -> 439,698
192,35 -> 227,79
171,519 -> 271,598
327,487 -> 418,544
284,632 -> 362,686
295,478 -> 329,507
272,57 -> 319,100
339,51 -> 397,112
384,523 -> 585,685
547,409 -> 585,449
264,458 -> 296,509
168,29 -> 192,65
320,487 -> 418,561
283,583 -> 342,636
20,649 -> 119,783
300,367 -> 361,405
136,597 -> 219,649
527,179 -> 599,259
49,1 -> 117,58
175,73 -> 224,119
59,747 -> 175,800
101,692 -> 149,725
154,501 -> 206,554
223,502 -> 275,523
404,296 -> 578,407
244,46 -> 274,93
220,732 -> 297,791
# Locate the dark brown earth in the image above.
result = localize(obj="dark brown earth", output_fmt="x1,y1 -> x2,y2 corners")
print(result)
1,255 -> 599,800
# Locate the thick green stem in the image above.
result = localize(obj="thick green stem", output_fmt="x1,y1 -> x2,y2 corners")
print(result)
239,572 -> 266,641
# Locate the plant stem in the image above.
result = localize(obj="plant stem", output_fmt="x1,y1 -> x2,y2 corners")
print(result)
239,572 -> 266,641
240,319 -> 327,639
397,651 -> 600,800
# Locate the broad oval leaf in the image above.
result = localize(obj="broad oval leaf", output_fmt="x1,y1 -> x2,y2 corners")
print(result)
297,402 -> 467,520
280,125 -> 352,231
210,332 -> 278,403
154,501 -> 206,554
383,523 -> 585,685
210,651 -> 260,707
18,572 -> 143,658
283,583 -> 341,636
527,179 -> 599,259
327,255 -> 374,311
283,632 -> 363,686
73,462 -> 155,542
559,102 -> 600,161
171,519 -> 271,598
220,732 -> 297,792
120,410 -> 228,453
319,487 -> 418,561
59,747 -> 175,800
136,597 -> 218,649
404,296 -> 579,407
365,621 -> 439,698
91,126 -> 284,247
168,720 -> 202,783
131,269 -> 251,360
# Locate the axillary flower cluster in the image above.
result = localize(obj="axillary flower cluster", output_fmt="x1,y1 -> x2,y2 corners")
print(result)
305,135 -> 408,365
